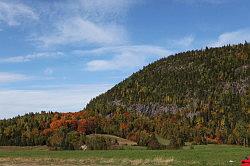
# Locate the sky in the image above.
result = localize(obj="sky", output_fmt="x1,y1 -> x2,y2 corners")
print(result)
0,0 -> 250,119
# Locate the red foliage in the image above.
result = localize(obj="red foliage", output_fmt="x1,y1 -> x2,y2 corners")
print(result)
66,120 -> 78,130
77,119 -> 88,133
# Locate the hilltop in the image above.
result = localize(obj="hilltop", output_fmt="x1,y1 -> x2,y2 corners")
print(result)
87,43 -> 249,116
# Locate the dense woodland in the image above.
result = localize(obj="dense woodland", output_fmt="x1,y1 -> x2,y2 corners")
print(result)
0,43 -> 249,149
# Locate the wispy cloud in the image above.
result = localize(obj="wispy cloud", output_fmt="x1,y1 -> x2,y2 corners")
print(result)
37,17 -> 127,47
167,35 -> 195,49
209,29 -> 250,47
0,0 -> 38,26
32,0 -> 137,47
160,35 -> 195,51
86,54 -> 142,71
0,84 -> 113,119
79,45 -> 173,71
0,52 -> 64,63
0,72 -> 29,83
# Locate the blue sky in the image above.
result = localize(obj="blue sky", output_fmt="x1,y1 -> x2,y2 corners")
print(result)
0,0 -> 250,119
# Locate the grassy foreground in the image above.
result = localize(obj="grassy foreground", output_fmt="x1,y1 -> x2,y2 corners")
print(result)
0,145 -> 249,166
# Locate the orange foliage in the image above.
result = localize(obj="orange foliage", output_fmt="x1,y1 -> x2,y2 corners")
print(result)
120,122 -> 128,130
42,128 -> 53,136
41,111 -> 103,136
50,119 -> 66,130
124,112 -> 130,118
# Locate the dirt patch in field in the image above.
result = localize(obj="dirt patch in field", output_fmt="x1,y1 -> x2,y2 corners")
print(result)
0,157 -> 174,166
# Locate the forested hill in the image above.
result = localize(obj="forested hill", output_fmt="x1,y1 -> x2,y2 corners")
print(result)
0,43 -> 249,149
86,43 -> 249,117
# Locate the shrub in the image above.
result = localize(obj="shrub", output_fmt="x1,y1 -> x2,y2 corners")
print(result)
86,136 -> 112,150
129,131 -> 152,146
147,134 -> 166,150
147,139 -> 161,149
65,131 -> 86,150
167,137 -> 184,149
47,132 -> 64,150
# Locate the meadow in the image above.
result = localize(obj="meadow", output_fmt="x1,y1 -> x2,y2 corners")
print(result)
0,144 -> 249,166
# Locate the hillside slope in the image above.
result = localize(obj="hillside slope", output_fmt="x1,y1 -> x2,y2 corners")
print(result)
86,43 -> 249,117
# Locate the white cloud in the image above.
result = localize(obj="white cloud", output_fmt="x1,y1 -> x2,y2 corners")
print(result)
0,1 -> 38,26
172,35 -> 195,48
0,84 -> 113,119
162,35 -> 195,50
37,17 -> 127,47
86,53 -> 143,71
0,72 -> 29,83
81,45 -> 173,71
0,52 -> 63,63
209,29 -> 250,47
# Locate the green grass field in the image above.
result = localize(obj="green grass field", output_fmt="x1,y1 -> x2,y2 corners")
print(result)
0,145 -> 249,166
